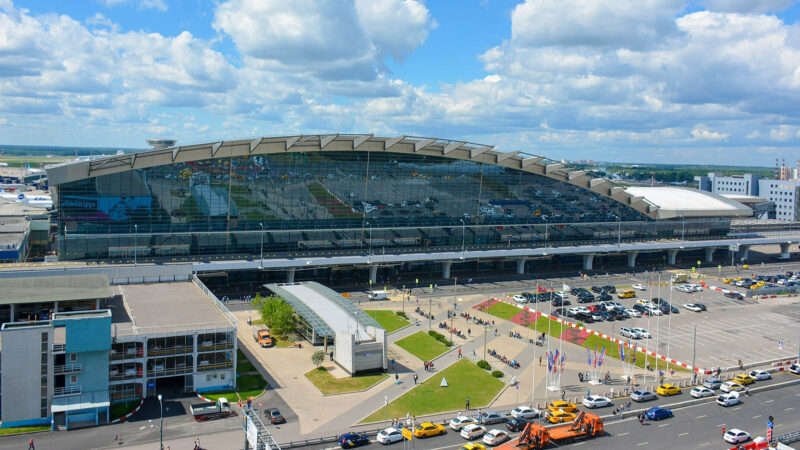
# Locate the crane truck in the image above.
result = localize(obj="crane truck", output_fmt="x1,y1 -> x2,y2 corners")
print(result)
496,411 -> 603,449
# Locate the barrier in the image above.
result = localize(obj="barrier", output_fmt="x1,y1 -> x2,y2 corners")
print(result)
110,397 -> 145,424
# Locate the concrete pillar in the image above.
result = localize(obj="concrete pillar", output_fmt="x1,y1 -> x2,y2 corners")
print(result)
54,301 -> 59,313
780,243 -> 791,259
739,245 -> 750,262
369,265 -> 378,284
516,258 -> 527,275
287,267 -> 296,283
627,251 -> 639,268
705,247 -> 715,263
95,299 -> 100,310
9,303 -> 14,322
443,261 -> 453,280
667,249 -> 678,265
582,254 -> 595,271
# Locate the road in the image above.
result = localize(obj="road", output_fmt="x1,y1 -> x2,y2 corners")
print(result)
287,373 -> 800,450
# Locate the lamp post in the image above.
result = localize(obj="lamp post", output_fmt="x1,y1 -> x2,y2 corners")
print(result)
134,224 -> 138,266
158,394 -> 163,450
543,217 -> 548,248
680,215 -> 686,241
367,222 -> 373,259
259,222 -> 264,269
460,219 -> 466,256
617,216 -> 621,244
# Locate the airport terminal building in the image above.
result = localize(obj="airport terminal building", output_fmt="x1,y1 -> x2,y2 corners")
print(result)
45,135 -> 750,264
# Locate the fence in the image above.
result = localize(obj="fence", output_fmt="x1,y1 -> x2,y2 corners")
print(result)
193,274 -> 239,328
751,285 -> 800,296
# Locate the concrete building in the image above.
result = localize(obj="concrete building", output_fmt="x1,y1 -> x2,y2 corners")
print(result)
0,270 -> 237,430
695,173 -> 761,196
758,179 -> 800,222
696,172 -> 799,222
266,281 -> 387,375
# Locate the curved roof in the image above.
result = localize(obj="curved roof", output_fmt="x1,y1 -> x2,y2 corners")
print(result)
624,186 -> 752,219
48,134 -> 660,219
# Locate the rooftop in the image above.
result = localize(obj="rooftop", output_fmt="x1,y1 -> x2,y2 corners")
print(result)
623,186 -> 753,219
0,273 -> 115,305
112,281 -> 233,336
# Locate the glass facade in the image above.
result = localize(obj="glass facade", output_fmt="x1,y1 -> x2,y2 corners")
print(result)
55,151 -> 730,260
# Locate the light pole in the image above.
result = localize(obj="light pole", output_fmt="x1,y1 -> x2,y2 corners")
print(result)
158,394 -> 163,449
259,222 -> 264,269
483,323 -> 488,361
134,224 -> 138,266
617,216 -> 621,244
680,215 -> 685,241
367,222 -> 373,258
543,217 -> 548,248
460,219 -> 466,256
691,317 -> 707,384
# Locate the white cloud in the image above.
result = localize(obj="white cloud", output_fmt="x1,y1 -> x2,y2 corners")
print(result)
99,0 -> 167,11
701,0 -> 794,13
691,125 -> 729,140
355,0 -> 436,63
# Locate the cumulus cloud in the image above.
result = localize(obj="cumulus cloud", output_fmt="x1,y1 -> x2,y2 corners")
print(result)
691,125 -> 729,140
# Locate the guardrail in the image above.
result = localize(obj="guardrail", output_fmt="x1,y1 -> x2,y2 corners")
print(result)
52,344 -> 66,353
54,363 -> 81,375
54,386 -> 81,397
775,429 -> 800,445
193,274 -> 239,328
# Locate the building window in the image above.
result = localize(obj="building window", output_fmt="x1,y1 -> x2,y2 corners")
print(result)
69,354 -> 77,362
70,374 -> 77,384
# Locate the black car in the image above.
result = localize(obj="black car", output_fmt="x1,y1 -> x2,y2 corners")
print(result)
266,408 -> 286,424
591,286 -> 604,293
632,303 -> 648,314
724,292 -> 744,300
577,294 -> 595,303
507,417 -> 533,432
597,293 -> 612,302
552,298 -> 571,307
694,303 -> 707,311
602,285 -> 616,293
599,311 -> 616,321
339,432 -> 369,449
651,297 -> 665,305
574,311 -> 594,323
659,304 -> 679,314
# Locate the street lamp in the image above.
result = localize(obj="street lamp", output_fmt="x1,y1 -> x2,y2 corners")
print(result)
616,216 -> 621,244
680,215 -> 686,241
460,219 -> 466,257
259,222 -> 264,269
543,217 -> 548,248
367,222 -> 373,258
158,394 -> 163,449
134,224 -> 138,266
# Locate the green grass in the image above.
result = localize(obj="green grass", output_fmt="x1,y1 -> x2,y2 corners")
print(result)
486,302 -> 523,320
237,349 -> 256,373
0,425 -> 50,435
202,373 -> 268,402
305,367 -> 389,394
360,359 -> 504,423
110,400 -> 140,420
395,331 -> 450,361
363,310 -> 410,333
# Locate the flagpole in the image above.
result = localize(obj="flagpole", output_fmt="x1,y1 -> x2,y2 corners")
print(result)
532,280 -> 538,405
666,275 -> 673,379
546,281 -> 553,401
655,274 -> 662,382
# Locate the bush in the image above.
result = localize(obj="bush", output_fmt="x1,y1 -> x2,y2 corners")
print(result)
477,360 -> 491,371
396,311 -> 408,319
427,330 -> 453,347
575,322 -> 584,328
491,370 -> 504,378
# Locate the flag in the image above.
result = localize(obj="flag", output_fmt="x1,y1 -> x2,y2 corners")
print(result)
632,343 -> 638,364
617,341 -> 623,362
593,345 -> 598,368
515,384 -> 519,391
599,347 -> 606,367
562,283 -> 571,292
560,353 -> 566,373
587,347 -> 592,366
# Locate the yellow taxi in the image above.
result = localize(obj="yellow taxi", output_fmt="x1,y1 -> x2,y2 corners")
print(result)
461,444 -> 486,450
656,384 -> 681,396
734,276 -> 743,281
547,401 -> 578,413
734,374 -> 756,385
546,410 -> 576,424
722,278 -> 732,284
413,422 -> 446,438
618,289 -> 636,299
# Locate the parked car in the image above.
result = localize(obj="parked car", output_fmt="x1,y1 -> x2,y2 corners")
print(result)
546,410 -> 576,424
414,422 -> 447,438
506,418 -> 532,432
624,308 -> 641,318
620,327 -> 642,339
577,294 -> 595,303
482,429 -> 509,446
723,428 -> 750,444
460,444 -> 486,450
645,406 -> 673,420
591,286 -> 604,293
597,293 -> 613,302
733,374 -> 755,385
632,328 -> 652,338
510,406 -> 540,420
675,285 -> 694,293
479,412 -> 507,425
725,292 -> 745,300
266,408 -> 286,424
703,378 -> 723,389
694,303 -> 707,311
450,416 -> 478,431
690,386 -> 715,398
582,395 -> 612,409
602,285 -> 617,293
683,303 -> 702,312
512,295 -> 527,304
749,370 -> 771,380
339,432 -> 370,448
788,363 -> 800,374
460,424 -> 486,440
630,390 -> 657,402
720,381 -> 745,393
574,311 -> 594,323
547,401 -> 578,413
632,283 -> 646,290
377,427 -> 404,445
656,384 -> 680,396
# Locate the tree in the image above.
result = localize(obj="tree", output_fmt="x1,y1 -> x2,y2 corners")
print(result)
258,295 -> 297,336
311,351 -> 325,368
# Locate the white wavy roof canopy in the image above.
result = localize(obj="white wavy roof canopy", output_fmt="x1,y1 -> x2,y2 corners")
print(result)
624,186 -> 752,219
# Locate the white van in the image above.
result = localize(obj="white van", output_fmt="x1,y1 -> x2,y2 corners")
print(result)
368,290 -> 389,301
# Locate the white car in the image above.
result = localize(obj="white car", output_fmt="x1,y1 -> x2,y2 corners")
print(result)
687,284 -> 703,292
632,283 -> 646,291
620,327 -> 642,339
632,328 -> 652,339
554,291 -> 569,299
690,386 -> 715,398
450,416 -> 478,430
636,299 -> 653,307
377,427 -> 404,444
460,424 -> 486,440
749,370 -> 771,381
645,306 -> 663,316
675,285 -> 694,293
720,381 -> 745,393
625,308 -> 642,318
483,429 -> 509,446
717,392 -> 742,407
512,295 -> 527,304
723,428 -> 750,444
582,395 -> 612,408
789,364 -> 800,375
682,303 -> 702,312
566,307 -> 582,317
510,406 -> 541,419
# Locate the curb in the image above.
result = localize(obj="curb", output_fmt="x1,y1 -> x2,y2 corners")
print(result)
110,398 -> 145,424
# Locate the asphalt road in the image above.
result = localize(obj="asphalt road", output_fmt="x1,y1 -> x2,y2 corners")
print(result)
289,373 -> 800,450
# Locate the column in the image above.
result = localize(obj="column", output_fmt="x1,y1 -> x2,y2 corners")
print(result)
582,254 -> 595,271
627,251 -> 639,268
705,247 -> 715,263
54,301 -> 59,313
667,249 -> 679,265
739,245 -> 750,262
443,261 -> 453,280
516,258 -> 527,275
9,303 -> 15,322
369,265 -> 378,284
287,268 -> 296,283
780,243 -> 791,259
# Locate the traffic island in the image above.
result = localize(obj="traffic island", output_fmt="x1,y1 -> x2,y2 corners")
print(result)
304,367 -> 389,395
359,359 -> 504,423
394,331 -> 451,361
362,310 -> 410,333
200,374 -> 268,403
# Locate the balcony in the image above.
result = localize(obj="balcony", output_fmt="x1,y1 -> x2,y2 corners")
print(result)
109,367 -> 142,382
52,344 -> 66,354
197,341 -> 234,352
54,385 -> 81,397
54,363 -> 81,375
147,345 -> 193,357
110,348 -> 143,361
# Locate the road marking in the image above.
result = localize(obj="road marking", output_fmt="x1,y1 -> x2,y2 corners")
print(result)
696,414 -> 707,419
679,432 -> 689,437
786,407 -> 795,411
659,423 -> 670,427
618,432 -> 629,437
752,415 -> 762,419
637,442 -> 649,446
716,423 -> 726,427
732,407 -> 742,411
573,442 -> 586,446
765,400 -> 774,403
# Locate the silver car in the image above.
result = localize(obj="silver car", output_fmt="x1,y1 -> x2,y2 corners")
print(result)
703,378 -> 722,389
630,390 -> 657,402
480,411 -> 507,425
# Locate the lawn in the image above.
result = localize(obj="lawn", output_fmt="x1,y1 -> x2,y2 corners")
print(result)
395,331 -> 450,361
237,349 -> 256,373
202,373 -> 268,402
0,425 -> 50,435
486,302 -> 523,320
305,367 -> 388,394
360,359 -> 504,423
528,316 -> 688,373
363,310 -> 410,333
109,400 -> 140,420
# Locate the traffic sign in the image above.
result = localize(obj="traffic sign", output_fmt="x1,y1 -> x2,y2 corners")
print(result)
767,420 -> 773,429
259,401 -> 262,409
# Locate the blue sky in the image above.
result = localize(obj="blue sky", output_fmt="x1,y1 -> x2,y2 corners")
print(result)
2,0 -> 800,165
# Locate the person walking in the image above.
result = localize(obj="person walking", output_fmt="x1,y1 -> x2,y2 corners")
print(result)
539,355 -> 543,366
395,373 -> 399,384
466,396 -> 470,410
561,390 -> 566,401
413,373 -> 418,385
638,413 -> 644,425
29,439 -> 34,450
458,347 -> 462,359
